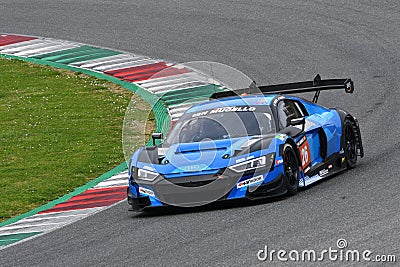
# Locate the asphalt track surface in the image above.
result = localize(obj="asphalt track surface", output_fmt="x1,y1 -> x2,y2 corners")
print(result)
1,1 -> 399,266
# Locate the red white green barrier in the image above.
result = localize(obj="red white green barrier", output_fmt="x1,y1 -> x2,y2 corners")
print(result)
0,34 -> 221,248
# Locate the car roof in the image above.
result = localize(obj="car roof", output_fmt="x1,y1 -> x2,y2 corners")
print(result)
186,94 -> 278,113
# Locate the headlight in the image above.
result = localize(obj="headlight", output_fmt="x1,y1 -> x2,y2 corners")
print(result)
229,154 -> 274,173
137,168 -> 159,181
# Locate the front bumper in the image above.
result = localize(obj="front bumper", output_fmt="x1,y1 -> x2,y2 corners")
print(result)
127,166 -> 286,211
127,188 -> 152,211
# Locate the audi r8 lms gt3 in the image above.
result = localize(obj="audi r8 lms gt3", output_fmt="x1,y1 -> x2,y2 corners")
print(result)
127,75 -> 364,211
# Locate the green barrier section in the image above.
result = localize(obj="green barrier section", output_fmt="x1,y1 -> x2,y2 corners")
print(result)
164,97 -> 206,107
54,51 -> 119,64
0,162 -> 128,228
31,46 -> 121,62
159,84 -> 223,106
31,45 -> 99,59
0,232 -> 42,246
156,84 -> 223,99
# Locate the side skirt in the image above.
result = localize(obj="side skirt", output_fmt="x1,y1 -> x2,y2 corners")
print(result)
299,152 -> 347,187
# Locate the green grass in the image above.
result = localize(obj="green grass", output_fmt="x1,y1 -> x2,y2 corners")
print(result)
0,58 -> 153,222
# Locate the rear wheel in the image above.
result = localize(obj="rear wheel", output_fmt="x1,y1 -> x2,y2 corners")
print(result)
344,119 -> 357,169
283,144 -> 300,195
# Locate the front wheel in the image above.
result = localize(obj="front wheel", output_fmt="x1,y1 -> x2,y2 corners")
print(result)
283,144 -> 300,195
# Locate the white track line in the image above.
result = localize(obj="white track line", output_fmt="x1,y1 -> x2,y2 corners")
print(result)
0,39 -> 44,51
72,54 -> 135,68
95,59 -> 160,72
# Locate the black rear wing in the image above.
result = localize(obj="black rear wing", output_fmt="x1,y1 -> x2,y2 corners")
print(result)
210,74 -> 354,103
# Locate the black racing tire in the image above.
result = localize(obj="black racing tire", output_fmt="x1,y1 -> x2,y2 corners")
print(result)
344,118 -> 358,169
283,144 -> 300,195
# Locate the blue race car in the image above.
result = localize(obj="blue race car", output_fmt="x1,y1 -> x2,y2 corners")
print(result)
127,75 -> 364,211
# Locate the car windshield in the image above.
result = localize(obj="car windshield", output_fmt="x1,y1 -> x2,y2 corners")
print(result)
165,105 -> 275,144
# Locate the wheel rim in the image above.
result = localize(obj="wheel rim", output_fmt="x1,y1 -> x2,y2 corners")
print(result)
284,149 -> 298,187
345,125 -> 357,162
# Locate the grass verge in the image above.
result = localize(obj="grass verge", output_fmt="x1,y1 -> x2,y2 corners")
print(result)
0,58 -> 154,222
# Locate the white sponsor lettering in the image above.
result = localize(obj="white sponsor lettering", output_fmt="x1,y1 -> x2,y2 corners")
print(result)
192,106 -> 256,117
237,175 -> 264,188
235,155 -> 255,164
319,169 -> 329,176
138,187 -> 155,197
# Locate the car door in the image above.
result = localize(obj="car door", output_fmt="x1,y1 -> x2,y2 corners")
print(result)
276,99 -> 322,173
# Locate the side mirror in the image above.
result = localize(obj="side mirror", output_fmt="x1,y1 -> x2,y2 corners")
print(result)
151,133 -> 164,146
290,117 -> 305,126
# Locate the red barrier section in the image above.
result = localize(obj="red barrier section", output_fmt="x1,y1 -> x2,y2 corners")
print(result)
38,186 -> 127,214
105,62 -> 168,77
125,68 -> 191,82
0,34 -> 36,47
105,62 -> 191,82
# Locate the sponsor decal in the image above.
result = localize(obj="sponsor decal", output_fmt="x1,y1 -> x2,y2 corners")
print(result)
319,169 -> 329,176
304,166 -> 311,173
255,99 -> 267,105
237,175 -> 264,189
192,106 -> 257,117
296,136 -> 307,146
181,165 -> 200,172
304,174 -> 321,185
275,134 -> 287,141
328,164 -> 333,169
346,81 -> 352,90
192,110 -> 208,117
236,155 -> 255,164
275,159 -> 283,165
138,187 -> 155,197
298,136 -> 311,170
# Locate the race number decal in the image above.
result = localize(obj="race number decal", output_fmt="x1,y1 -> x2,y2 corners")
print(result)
297,136 -> 311,171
